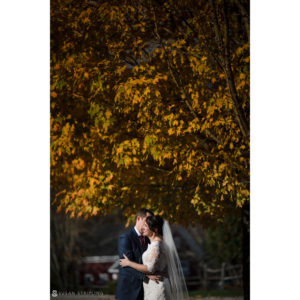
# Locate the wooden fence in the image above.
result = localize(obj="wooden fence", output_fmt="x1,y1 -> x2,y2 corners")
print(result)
186,263 -> 243,289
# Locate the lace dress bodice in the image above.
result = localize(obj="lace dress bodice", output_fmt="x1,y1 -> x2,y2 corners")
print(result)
142,241 -> 169,300
143,240 -> 167,273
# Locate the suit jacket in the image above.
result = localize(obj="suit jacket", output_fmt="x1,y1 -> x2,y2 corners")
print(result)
116,227 -> 150,300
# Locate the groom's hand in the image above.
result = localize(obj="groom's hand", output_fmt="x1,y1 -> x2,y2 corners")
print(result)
147,274 -> 163,284
148,266 -> 168,283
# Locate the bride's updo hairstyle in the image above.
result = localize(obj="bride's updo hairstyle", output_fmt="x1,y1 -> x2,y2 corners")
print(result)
146,215 -> 164,236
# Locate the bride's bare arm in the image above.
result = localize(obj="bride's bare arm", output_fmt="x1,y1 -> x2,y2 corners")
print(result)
120,254 -> 152,274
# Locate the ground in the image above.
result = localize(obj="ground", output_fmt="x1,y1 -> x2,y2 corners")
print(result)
51,295 -> 243,300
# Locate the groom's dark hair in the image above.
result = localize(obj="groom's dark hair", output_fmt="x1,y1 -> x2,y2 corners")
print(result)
136,208 -> 154,219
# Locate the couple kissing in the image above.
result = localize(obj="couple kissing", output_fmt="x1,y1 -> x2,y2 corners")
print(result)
116,208 -> 189,300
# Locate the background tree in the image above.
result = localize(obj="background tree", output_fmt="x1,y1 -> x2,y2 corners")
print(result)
203,208 -> 243,268
51,0 -> 249,223
51,203 -> 81,291
51,0 -> 249,296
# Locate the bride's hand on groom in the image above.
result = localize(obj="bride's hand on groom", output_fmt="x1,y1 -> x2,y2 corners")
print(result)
119,253 -> 131,267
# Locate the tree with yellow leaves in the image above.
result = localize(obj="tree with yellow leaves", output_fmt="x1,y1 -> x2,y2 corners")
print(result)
51,0 -> 250,296
51,0 -> 249,224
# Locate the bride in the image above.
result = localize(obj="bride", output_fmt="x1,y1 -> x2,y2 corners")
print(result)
120,215 -> 189,300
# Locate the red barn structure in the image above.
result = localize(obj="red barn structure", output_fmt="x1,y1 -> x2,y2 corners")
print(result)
78,255 -> 119,287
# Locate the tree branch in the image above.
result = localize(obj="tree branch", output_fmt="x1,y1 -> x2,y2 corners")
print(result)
235,0 -> 250,42
210,0 -> 249,137
151,3 -> 224,146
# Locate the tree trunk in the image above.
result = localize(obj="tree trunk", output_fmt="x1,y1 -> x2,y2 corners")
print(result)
242,201 -> 250,300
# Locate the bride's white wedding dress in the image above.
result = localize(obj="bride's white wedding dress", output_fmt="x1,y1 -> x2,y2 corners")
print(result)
142,240 -> 169,300
141,221 -> 189,300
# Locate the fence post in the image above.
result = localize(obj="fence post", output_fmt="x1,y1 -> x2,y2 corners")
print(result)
220,262 -> 226,290
203,264 -> 207,290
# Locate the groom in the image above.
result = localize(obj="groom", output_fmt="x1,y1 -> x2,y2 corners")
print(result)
116,208 -> 163,300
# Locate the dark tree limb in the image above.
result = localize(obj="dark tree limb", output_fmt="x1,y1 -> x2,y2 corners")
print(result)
210,0 -> 249,138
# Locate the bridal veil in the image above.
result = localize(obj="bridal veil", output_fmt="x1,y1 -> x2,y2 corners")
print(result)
162,220 -> 189,300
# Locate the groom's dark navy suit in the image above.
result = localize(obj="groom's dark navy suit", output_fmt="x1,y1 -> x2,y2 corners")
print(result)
116,227 -> 150,300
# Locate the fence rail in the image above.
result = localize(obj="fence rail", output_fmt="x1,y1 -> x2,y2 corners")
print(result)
186,263 -> 243,289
